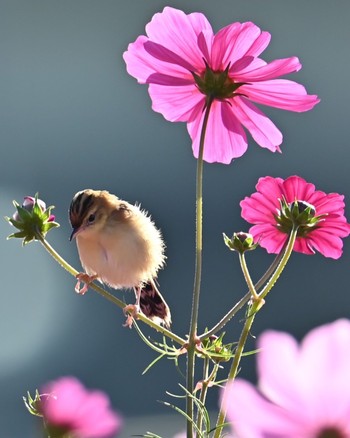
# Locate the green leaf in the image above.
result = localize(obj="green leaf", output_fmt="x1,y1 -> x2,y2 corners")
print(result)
161,399 -> 203,437
140,433 -> 163,438
142,353 -> 166,375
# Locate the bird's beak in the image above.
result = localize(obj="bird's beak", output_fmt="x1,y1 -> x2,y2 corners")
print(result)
70,223 -> 87,241
70,227 -> 79,241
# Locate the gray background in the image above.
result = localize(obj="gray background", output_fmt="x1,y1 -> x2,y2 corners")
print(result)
1,1 -> 350,436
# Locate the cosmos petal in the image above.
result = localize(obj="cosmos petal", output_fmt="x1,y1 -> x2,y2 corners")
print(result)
124,6 -> 319,163
241,176 -> 350,257
222,321 -> 350,437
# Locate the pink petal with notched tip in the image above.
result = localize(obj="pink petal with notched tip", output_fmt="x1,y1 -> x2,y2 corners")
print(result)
145,7 -> 213,66
149,83 -> 204,122
235,57 -> 302,81
241,79 -> 320,111
232,97 -> 283,151
188,100 -> 248,164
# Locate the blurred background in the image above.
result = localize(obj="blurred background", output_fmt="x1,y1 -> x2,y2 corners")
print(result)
1,0 -> 350,436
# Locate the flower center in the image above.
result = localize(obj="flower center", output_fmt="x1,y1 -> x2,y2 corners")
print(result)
316,427 -> 346,438
192,62 -> 246,102
274,198 -> 324,237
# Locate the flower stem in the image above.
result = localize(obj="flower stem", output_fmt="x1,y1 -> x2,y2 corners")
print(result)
239,252 -> 259,300
258,227 -> 298,300
198,250 -> 285,341
186,98 -> 213,437
196,361 -> 219,432
214,300 -> 258,438
37,235 -> 186,346
195,357 -> 210,432
213,228 -> 298,437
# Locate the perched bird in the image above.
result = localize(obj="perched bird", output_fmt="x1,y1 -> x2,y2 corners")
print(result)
69,189 -> 171,328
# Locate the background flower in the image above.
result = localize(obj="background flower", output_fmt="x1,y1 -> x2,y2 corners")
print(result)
222,319 -> 350,438
240,175 -> 350,258
41,377 -> 122,438
124,7 -> 319,164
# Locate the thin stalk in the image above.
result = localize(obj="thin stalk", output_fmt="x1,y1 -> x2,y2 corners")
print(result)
196,362 -> 220,433
213,227 -> 298,437
239,252 -> 259,301
38,235 -> 186,346
186,97 -> 213,437
258,227 -> 298,300
195,356 -> 210,432
213,300 -> 258,438
199,250 -> 285,340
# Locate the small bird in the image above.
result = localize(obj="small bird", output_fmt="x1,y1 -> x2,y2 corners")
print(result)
69,189 -> 171,328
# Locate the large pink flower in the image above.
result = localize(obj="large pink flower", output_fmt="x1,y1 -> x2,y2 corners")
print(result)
240,175 -> 350,259
123,7 -> 319,164
222,319 -> 350,437
41,377 -> 122,438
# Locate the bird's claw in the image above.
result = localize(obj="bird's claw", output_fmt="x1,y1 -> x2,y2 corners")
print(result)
75,273 -> 98,295
123,304 -> 140,328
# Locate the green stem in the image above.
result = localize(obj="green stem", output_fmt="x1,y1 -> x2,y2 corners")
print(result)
198,250 -> 285,341
196,361 -> 219,433
186,97 -> 213,437
239,252 -> 259,300
213,228 -> 298,437
258,227 -> 298,300
37,235 -> 186,346
214,300 -> 258,438
195,357 -> 210,432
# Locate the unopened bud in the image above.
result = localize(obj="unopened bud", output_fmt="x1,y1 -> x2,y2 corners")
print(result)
6,193 -> 59,245
223,231 -> 258,254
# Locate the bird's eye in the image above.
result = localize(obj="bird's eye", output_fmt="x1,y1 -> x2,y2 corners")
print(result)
87,213 -> 96,224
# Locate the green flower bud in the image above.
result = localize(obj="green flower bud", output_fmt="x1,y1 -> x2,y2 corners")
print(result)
201,332 -> 233,363
6,194 -> 59,244
223,231 -> 258,254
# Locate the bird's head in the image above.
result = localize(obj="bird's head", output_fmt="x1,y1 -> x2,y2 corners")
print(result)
69,189 -> 112,240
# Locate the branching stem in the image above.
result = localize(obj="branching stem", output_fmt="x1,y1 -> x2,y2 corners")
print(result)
37,235 -> 186,345
214,227 -> 298,437
186,97 -> 213,437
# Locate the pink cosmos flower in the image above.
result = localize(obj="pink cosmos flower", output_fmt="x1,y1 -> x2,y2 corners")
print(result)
41,377 -> 122,438
123,7 -> 319,164
222,319 -> 350,438
240,175 -> 350,259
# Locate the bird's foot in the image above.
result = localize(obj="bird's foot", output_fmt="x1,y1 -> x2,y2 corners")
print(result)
75,273 -> 98,295
123,304 -> 140,328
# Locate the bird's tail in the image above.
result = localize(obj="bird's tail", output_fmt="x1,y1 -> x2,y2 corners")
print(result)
137,280 -> 171,328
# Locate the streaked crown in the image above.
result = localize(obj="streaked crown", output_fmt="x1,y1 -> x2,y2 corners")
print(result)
69,190 -> 96,231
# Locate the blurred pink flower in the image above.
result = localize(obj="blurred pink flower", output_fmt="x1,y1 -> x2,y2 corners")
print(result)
123,7 -> 319,164
41,377 -> 122,438
222,319 -> 350,438
240,175 -> 350,259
